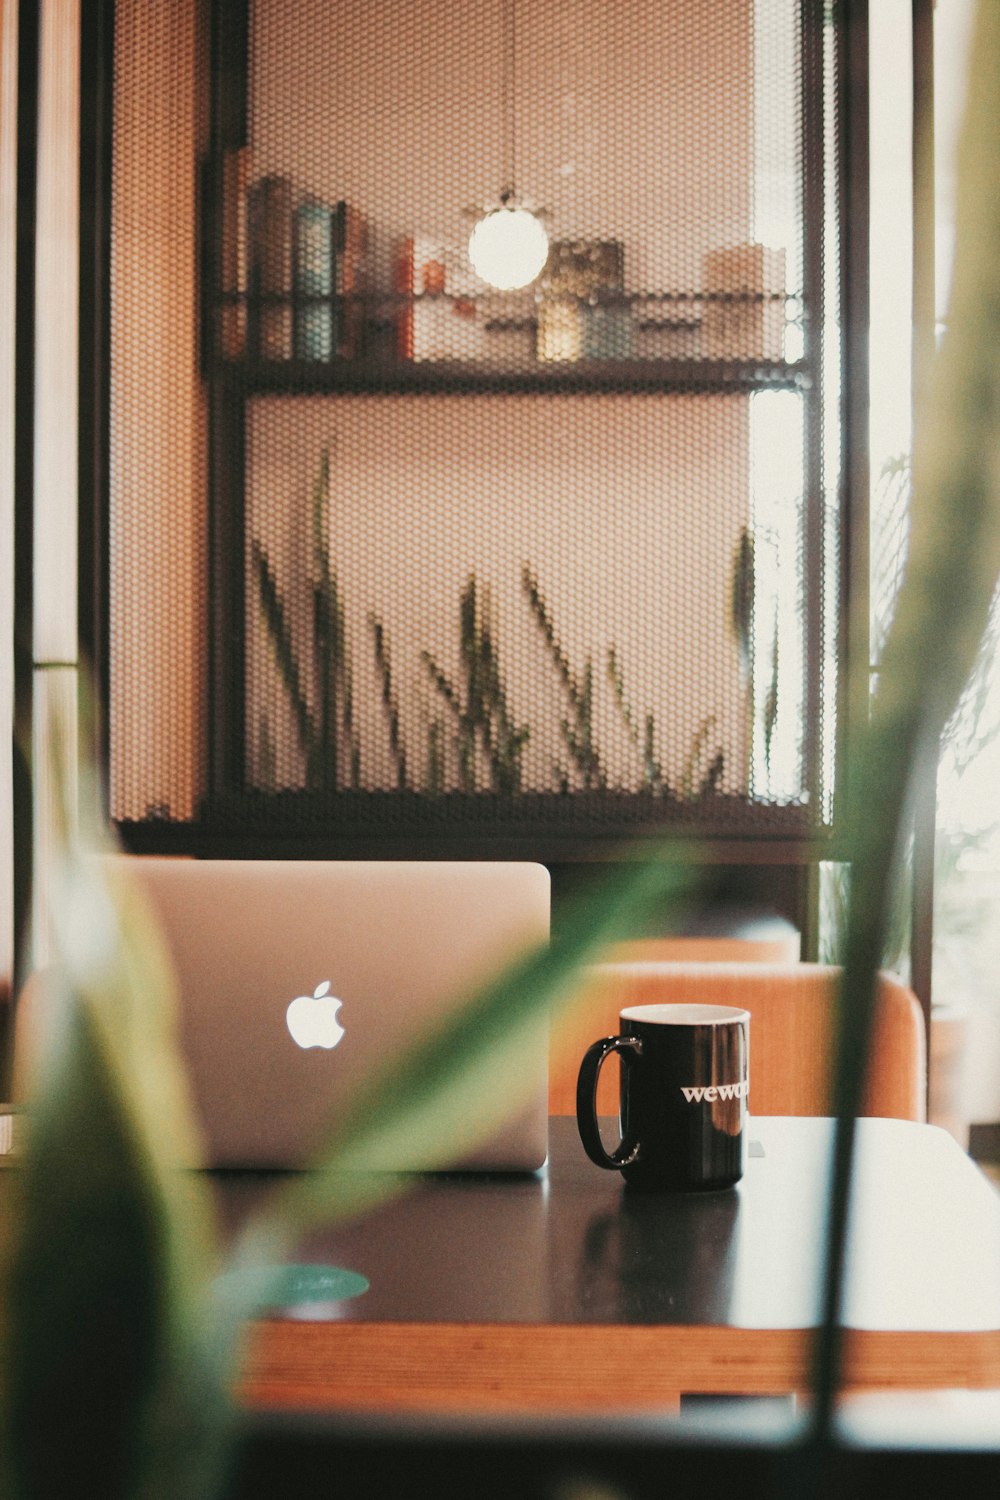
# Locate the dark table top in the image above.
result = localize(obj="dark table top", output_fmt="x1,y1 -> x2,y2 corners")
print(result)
215,1115 -> 1000,1334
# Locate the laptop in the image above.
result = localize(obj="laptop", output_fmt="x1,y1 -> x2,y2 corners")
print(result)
105,857 -> 551,1172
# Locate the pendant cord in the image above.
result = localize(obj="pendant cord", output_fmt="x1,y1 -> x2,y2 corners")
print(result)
502,0 -> 516,199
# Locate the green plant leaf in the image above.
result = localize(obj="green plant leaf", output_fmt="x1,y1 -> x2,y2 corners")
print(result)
251,539 -> 315,770
5,981 -> 230,1500
309,445 -> 331,567
729,526 -> 754,686
607,648 -> 664,794
524,567 -> 606,786
808,0 -> 1000,1443
679,713 -> 720,802
371,614 -> 407,790
2,730 -> 234,1500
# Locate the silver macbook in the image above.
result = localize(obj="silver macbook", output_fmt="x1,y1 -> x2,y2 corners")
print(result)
106,857 -> 551,1172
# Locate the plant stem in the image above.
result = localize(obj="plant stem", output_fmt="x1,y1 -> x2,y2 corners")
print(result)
523,565 -> 605,789
607,646 -> 664,793
251,539 -> 316,773
808,0 -> 1000,1448
371,614 -> 407,790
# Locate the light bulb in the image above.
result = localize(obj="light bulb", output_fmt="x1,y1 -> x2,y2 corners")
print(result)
468,204 -> 549,291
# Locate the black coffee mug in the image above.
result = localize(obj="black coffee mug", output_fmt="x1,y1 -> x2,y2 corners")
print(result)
576,1003 -> 749,1190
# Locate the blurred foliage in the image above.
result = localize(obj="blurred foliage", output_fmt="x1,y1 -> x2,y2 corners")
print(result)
1,685 -> 703,1497
6,4 -> 1000,1496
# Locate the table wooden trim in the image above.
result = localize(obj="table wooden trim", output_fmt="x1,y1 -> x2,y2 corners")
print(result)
238,1321 -> 1000,1413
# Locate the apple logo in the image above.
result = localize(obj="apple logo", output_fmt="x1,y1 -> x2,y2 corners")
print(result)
285,980 -> 345,1051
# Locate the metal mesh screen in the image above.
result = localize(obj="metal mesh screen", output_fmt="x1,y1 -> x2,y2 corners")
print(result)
108,0 -> 843,856
109,0 -> 207,826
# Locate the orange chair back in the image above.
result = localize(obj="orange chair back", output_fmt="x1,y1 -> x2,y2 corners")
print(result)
602,934 -> 801,965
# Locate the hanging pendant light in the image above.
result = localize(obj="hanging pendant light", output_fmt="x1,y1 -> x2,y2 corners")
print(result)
468,0 -> 548,291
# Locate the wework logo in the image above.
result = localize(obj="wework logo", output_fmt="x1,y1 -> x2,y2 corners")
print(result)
680,1080 -> 748,1103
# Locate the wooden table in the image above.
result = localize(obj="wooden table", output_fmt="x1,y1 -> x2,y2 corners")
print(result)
222,1116 -> 1000,1414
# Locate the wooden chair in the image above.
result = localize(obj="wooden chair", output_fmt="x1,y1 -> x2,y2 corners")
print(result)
602,933 -> 801,964
549,961 -> 926,1121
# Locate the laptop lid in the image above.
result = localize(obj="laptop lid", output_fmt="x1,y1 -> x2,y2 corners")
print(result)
109,857 -> 551,1172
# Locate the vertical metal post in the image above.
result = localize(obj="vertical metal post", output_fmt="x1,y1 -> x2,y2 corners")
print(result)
839,0 -> 870,842
77,0 -> 114,819
207,0 -> 249,809
29,0 -> 83,968
909,0 -> 936,1083
12,0 -> 38,1005
799,0 -> 827,831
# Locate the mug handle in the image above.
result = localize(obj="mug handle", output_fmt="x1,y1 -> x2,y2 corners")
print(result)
576,1034 -> 643,1169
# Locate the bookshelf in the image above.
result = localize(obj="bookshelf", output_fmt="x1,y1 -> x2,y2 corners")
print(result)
104,0 -> 860,903
212,352 -> 811,398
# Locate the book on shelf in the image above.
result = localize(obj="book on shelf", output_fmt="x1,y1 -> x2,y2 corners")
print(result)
536,239 -> 632,363
220,146 -> 250,359
542,238 -> 625,299
581,301 -> 633,359
332,199 -> 368,359
536,295 -> 582,363
394,236 -> 486,362
248,173 -> 294,360
700,243 -> 786,361
293,196 -> 337,360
